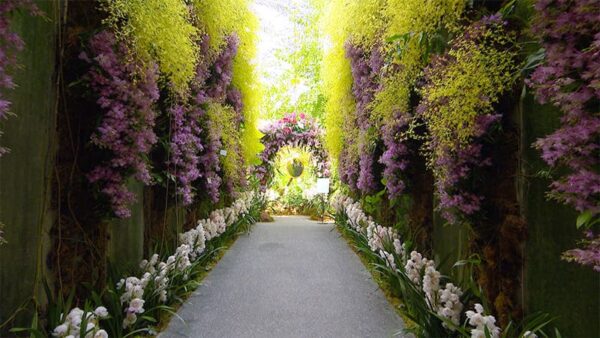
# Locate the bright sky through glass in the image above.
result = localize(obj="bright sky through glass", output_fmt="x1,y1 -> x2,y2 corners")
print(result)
252,0 -> 295,84
251,0 -> 312,116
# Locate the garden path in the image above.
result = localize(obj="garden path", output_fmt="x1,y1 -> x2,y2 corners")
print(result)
158,216 -> 406,338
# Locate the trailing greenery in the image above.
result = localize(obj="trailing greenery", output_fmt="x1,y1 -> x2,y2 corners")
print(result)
102,0 -> 199,94
343,0 -> 387,48
321,0 -> 355,163
419,21 -> 518,153
206,103 -> 246,190
384,0 -> 464,39
371,0 -> 465,130
191,0 -> 262,164
231,18 -> 263,165
192,0 -> 250,52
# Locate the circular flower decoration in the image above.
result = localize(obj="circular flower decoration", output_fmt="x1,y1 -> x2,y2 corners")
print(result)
255,113 -> 330,189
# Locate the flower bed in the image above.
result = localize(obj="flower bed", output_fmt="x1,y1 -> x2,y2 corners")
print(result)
332,194 -> 556,338
49,190 -> 265,337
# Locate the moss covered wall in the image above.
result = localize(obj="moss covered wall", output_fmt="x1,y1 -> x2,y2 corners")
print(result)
519,94 -> 599,337
431,93 -> 599,336
432,208 -> 469,279
0,0 -> 58,330
108,181 -> 145,272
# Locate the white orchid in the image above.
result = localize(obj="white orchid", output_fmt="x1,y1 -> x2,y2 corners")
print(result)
128,298 -> 145,314
437,283 -> 464,329
119,191 -> 258,329
93,306 -> 109,319
334,194 -> 472,336
52,323 -> 68,337
94,330 -> 108,338
52,307 -> 108,338
466,303 -> 500,338
423,265 -> 441,306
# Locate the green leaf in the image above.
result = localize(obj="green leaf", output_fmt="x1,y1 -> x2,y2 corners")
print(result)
555,328 -> 563,338
386,33 -> 407,43
521,48 -> 545,74
499,0 -> 518,17
141,315 -> 157,322
576,210 -> 593,229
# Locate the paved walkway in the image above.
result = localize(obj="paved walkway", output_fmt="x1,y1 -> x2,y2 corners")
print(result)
159,216 -> 405,338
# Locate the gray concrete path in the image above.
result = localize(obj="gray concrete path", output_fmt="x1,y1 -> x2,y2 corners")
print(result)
159,216 -> 405,338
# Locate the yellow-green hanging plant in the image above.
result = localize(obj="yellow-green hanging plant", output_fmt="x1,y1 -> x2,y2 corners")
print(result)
321,0 -> 356,163
418,15 -> 519,224
372,0 -> 466,130
369,0 -> 466,198
102,0 -> 199,94
192,0 -> 262,164
206,103 -> 246,192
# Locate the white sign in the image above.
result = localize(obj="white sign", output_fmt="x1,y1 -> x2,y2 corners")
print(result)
316,178 -> 330,194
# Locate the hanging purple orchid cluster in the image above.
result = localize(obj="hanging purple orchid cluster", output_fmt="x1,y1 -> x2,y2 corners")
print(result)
528,0 -> 600,215
81,31 -> 160,218
0,0 -> 39,157
206,35 -> 238,101
379,112 -> 411,199
528,0 -> 600,271
255,112 -> 330,189
167,37 -> 210,206
201,35 -> 240,201
167,102 -> 204,206
168,34 -> 242,204
226,87 -> 244,124
424,112 -> 501,225
342,43 -> 383,194
417,16 -> 512,225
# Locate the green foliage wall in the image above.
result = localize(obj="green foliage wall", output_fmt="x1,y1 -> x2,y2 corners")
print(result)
107,181 -> 145,272
0,0 -> 58,331
0,0 -> 263,333
518,94 -> 599,337
323,0 -> 599,335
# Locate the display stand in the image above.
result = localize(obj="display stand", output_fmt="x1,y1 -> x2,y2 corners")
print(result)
316,178 -> 330,223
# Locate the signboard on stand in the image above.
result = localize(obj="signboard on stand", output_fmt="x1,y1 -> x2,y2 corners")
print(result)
315,178 -> 330,223
316,178 -> 330,194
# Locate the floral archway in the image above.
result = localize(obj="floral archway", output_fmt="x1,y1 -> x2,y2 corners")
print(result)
255,113 -> 330,189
